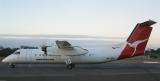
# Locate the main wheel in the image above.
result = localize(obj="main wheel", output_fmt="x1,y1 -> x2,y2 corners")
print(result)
9,64 -> 15,68
71,64 -> 75,68
66,64 -> 73,70
66,64 -> 76,70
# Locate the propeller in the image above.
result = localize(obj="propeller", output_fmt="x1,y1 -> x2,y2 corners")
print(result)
40,41 -> 52,55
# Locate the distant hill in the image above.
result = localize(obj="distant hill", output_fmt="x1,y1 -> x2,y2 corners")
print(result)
0,34 -> 125,39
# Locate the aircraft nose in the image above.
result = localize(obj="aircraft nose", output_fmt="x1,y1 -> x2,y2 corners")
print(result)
2,55 -> 18,63
2,56 -> 12,63
2,58 -> 8,63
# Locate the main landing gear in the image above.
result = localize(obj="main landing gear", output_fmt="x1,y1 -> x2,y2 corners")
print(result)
8,64 -> 15,68
66,64 -> 75,70
65,57 -> 75,70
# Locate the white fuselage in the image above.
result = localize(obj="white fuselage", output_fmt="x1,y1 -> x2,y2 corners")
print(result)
2,39 -> 125,64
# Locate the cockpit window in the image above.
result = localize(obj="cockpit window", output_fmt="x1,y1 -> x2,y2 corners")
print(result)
14,52 -> 20,54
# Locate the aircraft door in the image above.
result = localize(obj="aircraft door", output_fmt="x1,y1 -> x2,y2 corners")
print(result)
25,50 -> 33,63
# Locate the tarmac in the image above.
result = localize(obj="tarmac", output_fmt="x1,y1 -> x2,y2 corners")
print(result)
0,60 -> 160,81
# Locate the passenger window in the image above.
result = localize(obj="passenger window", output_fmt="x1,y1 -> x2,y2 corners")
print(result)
15,52 -> 20,54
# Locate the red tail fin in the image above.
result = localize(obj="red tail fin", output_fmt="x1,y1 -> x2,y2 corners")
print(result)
118,20 -> 156,59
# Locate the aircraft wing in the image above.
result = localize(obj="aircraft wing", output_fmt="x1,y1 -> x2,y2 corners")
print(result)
47,40 -> 89,56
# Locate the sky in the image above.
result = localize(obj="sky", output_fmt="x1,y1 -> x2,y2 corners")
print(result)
0,0 -> 160,48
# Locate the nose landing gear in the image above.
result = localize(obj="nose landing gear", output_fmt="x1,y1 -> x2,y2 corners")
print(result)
8,64 -> 15,68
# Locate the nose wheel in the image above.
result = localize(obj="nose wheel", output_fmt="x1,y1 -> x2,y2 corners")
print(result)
8,64 -> 15,68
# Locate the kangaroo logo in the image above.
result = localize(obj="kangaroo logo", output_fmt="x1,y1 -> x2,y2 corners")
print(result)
127,39 -> 148,56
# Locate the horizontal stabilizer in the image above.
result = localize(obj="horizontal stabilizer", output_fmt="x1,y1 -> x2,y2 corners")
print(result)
140,20 -> 156,27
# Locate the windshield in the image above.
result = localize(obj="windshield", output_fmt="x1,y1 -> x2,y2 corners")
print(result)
14,51 -> 20,55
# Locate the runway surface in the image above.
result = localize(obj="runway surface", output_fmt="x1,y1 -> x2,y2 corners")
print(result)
0,62 -> 160,81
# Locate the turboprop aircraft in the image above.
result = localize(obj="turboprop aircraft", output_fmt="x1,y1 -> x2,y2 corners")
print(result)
1,20 -> 156,70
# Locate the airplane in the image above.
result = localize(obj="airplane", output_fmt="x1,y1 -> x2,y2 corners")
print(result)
1,20 -> 156,70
